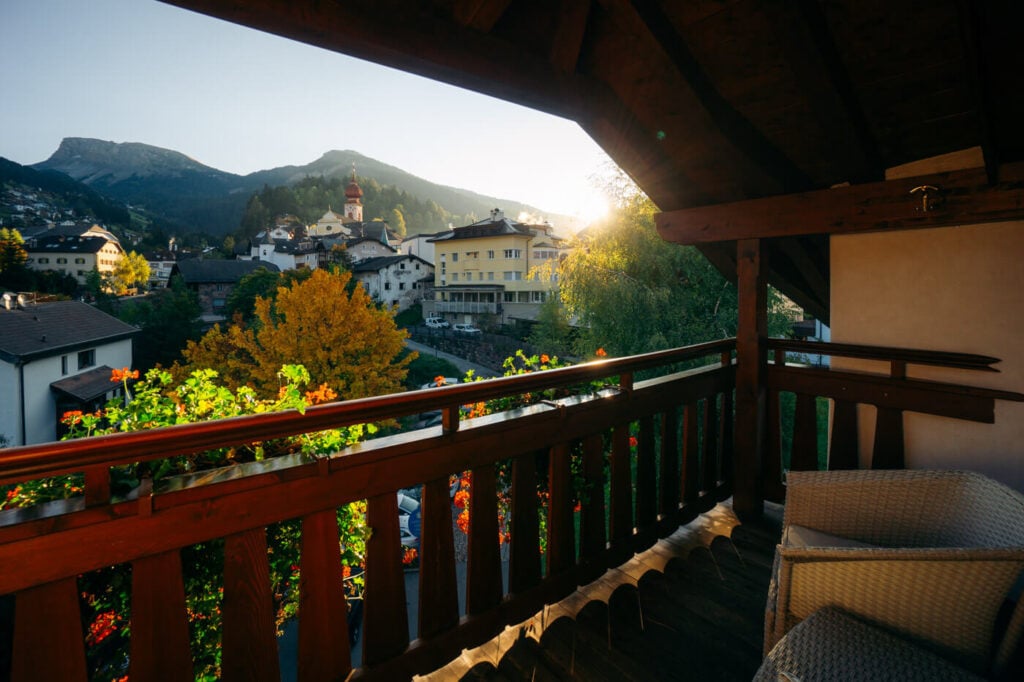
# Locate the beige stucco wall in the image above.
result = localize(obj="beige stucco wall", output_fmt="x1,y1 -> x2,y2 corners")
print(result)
830,220 -> 1024,492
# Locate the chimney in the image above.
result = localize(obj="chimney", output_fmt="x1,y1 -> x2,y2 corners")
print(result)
490,208 -> 504,221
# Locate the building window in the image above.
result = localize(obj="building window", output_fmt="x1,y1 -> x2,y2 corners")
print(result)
504,292 -> 515,302
74,257 -> 86,264
451,273 -> 459,282
400,262 -> 406,270
61,355 -> 69,376
399,282 -> 405,290
451,252 -> 458,262
503,271 -> 522,281
385,282 -> 392,290
488,272 -> 494,281
415,263 -> 420,270
77,349 -> 95,370
503,249 -> 521,259
57,257 -> 67,264
532,291 -> 546,303
38,257 -> 49,264
212,298 -> 226,310
487,250 -> 495,259
466,251 -> 478,258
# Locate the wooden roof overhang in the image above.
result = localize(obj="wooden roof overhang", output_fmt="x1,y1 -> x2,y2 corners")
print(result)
161,0 -> 1024,323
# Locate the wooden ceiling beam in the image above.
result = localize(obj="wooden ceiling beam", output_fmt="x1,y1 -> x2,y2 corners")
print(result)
454,0 -> 514,32
656,161 -> 1024,244
550,0 -> 593,75
617,0 -> 812,193
765,0 -> 882,184
956,0 -> 999,184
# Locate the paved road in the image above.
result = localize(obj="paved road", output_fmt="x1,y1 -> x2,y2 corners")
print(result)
405,339 -> 499,379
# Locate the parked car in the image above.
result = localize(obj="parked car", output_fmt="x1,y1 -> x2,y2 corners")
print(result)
397,491 -> 420,549
453,323 -> 482,335
424,316 -> 449,328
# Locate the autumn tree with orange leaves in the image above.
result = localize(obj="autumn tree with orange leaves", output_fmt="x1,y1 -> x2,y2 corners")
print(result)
180,268 -> 414,399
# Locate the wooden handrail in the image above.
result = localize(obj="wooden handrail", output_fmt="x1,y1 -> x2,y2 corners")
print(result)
766,338 -> 1001,371
0,338 -> 735,486
0,343 -> 738,682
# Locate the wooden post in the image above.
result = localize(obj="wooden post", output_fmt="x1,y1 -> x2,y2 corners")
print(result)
733,238 -> 766,520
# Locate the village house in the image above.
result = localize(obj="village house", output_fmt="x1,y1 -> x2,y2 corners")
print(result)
167,259 -> 280,325
350,254 -> 434,312
23,233 -> 124,286
424,209 -> 567,327
0,296 -> 137,446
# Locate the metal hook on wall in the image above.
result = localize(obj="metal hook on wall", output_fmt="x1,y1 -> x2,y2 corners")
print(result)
910,185 -> 941,212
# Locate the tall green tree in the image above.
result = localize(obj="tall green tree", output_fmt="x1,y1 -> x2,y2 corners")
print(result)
528,295 -> 573,356
0,227 -> 30,290
558,184 -> 793,357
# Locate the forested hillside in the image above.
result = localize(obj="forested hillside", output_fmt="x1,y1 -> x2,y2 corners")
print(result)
237,175 -> 478,240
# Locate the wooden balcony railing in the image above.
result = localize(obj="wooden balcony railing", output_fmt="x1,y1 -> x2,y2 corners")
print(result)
0,339 -> 737,682
763,338 -> 1024,501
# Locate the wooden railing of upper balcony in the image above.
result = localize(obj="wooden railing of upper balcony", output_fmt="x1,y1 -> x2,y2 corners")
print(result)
0,339 -> 738,682
763,339 -> 1024,501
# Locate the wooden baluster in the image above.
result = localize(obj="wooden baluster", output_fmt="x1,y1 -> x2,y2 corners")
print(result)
298,510 -> 351,682
84,465 -> 110,507
763,389 -> 785,502
579,435 -> 606,579
608,424 -> 633,545
466,464 -> 502,615
546,442 -> 575,578
363,492 -> 409,665
418,477 -> 459,639
701,396 -> 719,493
658,409 -> 679,519
130,551 -> 194,682
634,416 -> 657,535
828,400 -> 860,470
222,528 -> 280,682
11,578 -> 87,682
682,401 -> 700,504
790,393 -> 819,471
719,389 -> 735,485
508,451 -> 541,595
871,408 -> 905,469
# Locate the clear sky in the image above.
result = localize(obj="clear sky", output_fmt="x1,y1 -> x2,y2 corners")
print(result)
0,0 -> 614,226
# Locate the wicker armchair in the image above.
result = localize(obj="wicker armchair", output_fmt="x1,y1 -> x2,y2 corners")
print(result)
763,469 -> 1024,677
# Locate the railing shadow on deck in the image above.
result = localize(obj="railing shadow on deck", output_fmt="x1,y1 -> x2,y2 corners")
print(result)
0,339 -> 738,682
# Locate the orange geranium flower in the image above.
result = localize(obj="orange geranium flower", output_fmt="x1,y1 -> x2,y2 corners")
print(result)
62,410 -> 83,423
540,354 -> 550,364
434,375 -> 446,387
304,383 -> 337,405
110,367 -> 139,383
595,347 -> 607,357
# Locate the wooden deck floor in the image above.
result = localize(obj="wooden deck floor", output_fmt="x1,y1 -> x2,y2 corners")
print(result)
421,502 -> 783,682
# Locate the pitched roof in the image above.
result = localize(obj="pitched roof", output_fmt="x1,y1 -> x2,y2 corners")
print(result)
0,300 -> 138,363
429,215 -> 534,242
351,254 -> 432,273
25,235 -> 121,255
50,365 -> 118,402
170,259 -> 280,284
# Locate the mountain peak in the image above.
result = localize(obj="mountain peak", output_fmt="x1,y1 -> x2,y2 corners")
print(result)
39,137 -> 221,182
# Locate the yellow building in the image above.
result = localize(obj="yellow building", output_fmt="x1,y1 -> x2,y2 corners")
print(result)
24,234 -> 124,286
426,209 -> 566,327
